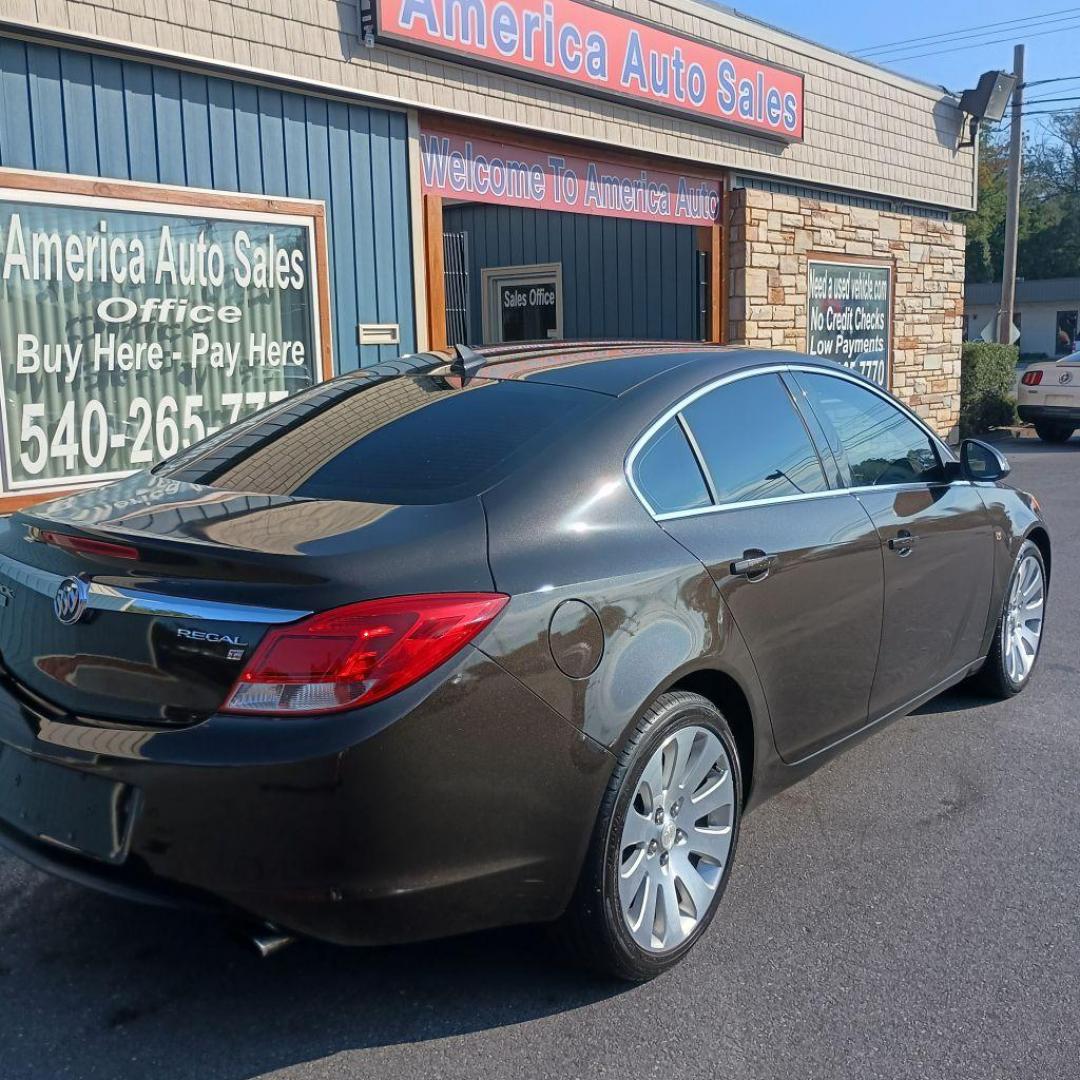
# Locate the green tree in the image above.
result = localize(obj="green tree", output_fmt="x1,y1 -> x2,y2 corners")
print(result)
1023,113 -> 1080,279
962,113 -> 1080,283
962,128 -> 1009,283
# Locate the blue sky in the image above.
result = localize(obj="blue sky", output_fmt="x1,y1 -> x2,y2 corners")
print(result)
735,2 -> 1079,127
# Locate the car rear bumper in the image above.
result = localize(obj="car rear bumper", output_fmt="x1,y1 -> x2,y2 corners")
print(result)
1017,404 -> 1080,425
0,646 -> 613,945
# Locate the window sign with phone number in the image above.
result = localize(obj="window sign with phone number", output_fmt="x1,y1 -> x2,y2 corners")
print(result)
806,260 -> 892,388
0,187 -> 327,494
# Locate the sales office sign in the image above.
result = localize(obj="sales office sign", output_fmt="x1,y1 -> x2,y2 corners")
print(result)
0,185 -> 327,495
368,0 -> 804,140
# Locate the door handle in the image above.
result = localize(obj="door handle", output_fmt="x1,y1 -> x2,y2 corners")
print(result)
888,530 -> 918,556
731,551 -> 776,580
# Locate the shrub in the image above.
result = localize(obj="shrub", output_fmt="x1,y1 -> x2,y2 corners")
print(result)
960,341 -> 1019,437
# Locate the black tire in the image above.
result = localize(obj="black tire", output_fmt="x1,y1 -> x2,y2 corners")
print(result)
1033,421 -> 1074,444
554,691 -> 742,982
974,539 -> 1047,698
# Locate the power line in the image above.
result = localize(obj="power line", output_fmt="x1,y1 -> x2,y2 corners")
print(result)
1023,103 -> 1080,112
996,107 -> 1080,126
998,107 -> 1080,122
878,22 -> 1080,64
867,19 -> 1080,64
993,107 -> 1080,130
853,7 -> 1080,56
1024,75 -> 1080,88
854,7 -> 1079,56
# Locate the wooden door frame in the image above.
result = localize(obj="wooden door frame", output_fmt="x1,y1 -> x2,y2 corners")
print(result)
423,193 -> 448,352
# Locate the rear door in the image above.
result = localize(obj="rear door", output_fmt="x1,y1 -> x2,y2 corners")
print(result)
639,371 -> 884,763
791,370 -> 995,719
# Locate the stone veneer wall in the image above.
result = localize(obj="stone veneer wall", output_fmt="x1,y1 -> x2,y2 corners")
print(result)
727,187 -> 965,441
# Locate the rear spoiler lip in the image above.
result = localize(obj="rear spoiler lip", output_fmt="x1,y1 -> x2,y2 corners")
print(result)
0,551 -> 310,625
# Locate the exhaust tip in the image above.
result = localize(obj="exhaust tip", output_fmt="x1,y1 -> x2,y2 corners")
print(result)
248,922 -> 296,958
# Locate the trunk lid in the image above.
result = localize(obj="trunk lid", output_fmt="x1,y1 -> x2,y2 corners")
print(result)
0,472 -> 493,725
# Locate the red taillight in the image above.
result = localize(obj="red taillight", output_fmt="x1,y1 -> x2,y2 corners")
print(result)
1021,370 -> 1044,386
222,593 -> 508,716
39,530 -> 140,561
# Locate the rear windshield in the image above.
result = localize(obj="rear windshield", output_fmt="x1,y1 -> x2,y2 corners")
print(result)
159,373 -> 607,505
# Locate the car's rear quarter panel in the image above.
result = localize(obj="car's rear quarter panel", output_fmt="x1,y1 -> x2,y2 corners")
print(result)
476,378 -> 779,804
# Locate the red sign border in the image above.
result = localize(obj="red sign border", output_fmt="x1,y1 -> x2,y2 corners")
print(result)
370,0 -> 805,143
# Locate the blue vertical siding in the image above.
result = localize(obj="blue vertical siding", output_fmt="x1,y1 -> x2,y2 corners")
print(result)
26,44 -> 66,173
444,204 -> 700,344
0,36 -> 416,370
123,61 -> 159,182
93,56 -> 129,178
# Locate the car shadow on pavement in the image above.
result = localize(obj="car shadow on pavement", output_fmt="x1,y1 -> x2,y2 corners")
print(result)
0,867 -> 629,1080
911,682 -> 1001,716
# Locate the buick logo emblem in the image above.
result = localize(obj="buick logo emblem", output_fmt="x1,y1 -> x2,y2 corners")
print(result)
54,576 -> 89,625
1060,372 -> 1073,384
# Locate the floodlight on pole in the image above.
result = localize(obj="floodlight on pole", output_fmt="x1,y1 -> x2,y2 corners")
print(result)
957,69 -> 1017,147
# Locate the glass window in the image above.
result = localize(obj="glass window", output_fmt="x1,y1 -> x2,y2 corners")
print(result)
632,419 -> 712,515
1056,311 -> 1078,356
795,372 -> 943,488
0,196 -> 321,488
680,374 -> 828,505
160,374 -> 607,505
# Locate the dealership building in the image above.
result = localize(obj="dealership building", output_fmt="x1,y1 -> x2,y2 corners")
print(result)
0,0 -> 975,509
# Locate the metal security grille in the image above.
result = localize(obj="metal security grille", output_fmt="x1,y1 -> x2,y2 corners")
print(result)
696,249 -> 709,342
443,231 -> 470,346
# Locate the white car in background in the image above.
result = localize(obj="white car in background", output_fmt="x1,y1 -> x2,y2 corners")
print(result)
1018,350 -> 1080,443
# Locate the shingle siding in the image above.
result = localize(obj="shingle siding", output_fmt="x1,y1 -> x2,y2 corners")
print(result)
4,0 -> 976,211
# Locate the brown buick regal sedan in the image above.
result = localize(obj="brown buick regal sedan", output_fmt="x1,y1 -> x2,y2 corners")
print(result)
0,343 -> 1050,981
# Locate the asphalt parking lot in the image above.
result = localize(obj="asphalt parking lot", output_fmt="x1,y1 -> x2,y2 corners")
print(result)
1,436 -> 1078,1080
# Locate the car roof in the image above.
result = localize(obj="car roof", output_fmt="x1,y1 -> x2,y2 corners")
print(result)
455,341 -> 844,396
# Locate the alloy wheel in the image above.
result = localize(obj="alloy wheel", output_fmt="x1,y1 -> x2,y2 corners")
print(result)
616,724 -> 735,954
1004,552 -> 1045,684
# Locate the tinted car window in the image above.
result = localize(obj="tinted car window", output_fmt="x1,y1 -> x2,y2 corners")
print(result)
680,374 -> 828,504
159,374 -> 607,505
632,419 -> 712,515
795,373 -> 943,487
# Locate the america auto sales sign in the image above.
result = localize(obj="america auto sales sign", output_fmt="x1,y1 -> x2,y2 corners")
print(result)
0,180 -> 327,497
365,0 -> 804,140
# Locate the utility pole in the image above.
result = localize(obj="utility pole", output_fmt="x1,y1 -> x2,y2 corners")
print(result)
998,43 -> 1024,345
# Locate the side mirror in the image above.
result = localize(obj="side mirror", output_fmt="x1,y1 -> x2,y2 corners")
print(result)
960,438 -> 1011,482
